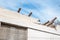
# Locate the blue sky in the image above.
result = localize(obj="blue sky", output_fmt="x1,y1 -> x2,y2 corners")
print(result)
0,0 -> 60,23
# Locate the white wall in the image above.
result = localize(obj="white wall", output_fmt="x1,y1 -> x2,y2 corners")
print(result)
28,29 -> 60,40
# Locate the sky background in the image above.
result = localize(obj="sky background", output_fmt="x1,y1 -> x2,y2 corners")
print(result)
0,0 -> 60,23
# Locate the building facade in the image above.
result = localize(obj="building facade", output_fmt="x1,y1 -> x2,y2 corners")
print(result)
0,22 -> 27,40
0,8 -> 60,40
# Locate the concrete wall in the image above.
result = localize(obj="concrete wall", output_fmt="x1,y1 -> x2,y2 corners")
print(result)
0,22 -> 27,40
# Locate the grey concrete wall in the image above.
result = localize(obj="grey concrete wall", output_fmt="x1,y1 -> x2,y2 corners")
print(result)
0,22 -> 1,27
0,22 -> 27,40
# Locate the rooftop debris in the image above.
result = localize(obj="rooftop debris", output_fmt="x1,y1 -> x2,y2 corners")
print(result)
28,12 -> 32,17
43,17 -> 57,26
17,8 -> 21,13
43,17 -> 57,30
43,21 -> 49,25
